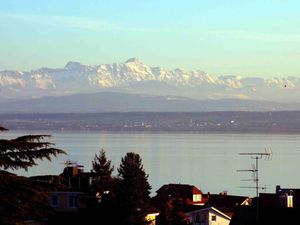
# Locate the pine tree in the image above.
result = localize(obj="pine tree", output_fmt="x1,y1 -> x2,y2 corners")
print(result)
117,152 -> 151,224
86,149 -> 116,225
0,126 -> 66,225
91,149 -> 114,195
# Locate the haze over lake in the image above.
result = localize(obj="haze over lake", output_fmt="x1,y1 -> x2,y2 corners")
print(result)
2,130 -> 300,197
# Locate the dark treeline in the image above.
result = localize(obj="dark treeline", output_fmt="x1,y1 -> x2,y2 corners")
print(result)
78,150 -> 152,225
1,126 -> 179,225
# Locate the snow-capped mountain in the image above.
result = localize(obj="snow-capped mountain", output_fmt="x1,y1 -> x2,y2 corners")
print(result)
1,58 -> 300,103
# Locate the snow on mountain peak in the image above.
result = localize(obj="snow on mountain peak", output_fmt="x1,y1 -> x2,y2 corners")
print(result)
0,70 -> 27,88
1,59 -> 300,102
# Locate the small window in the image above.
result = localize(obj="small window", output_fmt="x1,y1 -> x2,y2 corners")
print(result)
195,215 -> 200,223
287,195 -> 293,208
193,194 -> 202,202
51,195 -> 58,207
211,215 -> 217,221
69,195 -> 77,208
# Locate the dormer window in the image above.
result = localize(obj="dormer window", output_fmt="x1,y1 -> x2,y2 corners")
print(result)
193,194 -> 202,202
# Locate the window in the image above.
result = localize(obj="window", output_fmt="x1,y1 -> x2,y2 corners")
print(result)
51,195 -> 58,207
193,194 -> 202,202
69,195 -> 77,208
211,215 -> 216,221
287,195 -> 293,208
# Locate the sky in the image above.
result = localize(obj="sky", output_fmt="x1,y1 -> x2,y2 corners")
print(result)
0,0 -> 300,77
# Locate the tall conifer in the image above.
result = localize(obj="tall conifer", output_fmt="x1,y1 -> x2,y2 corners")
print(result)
91,149 -> 114,194
0,126 -> 66,224
117,152 -> 151,224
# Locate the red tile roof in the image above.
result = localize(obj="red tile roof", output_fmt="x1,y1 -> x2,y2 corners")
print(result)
156,184 -> 206,205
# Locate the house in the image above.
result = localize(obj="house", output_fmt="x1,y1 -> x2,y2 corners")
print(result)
59,161 -> 92,192
275,185 -> 300,208
204,192 -> 251,217
155,184 -> 207,206
30,163 -> 91,213
31,161 -> 160,225
230,205 -> 300,225
230,185 -> 300,225
258,185 -> 300,208
30,161 -> 93,192
185,206 -> 231,225
49,191 -> 86,212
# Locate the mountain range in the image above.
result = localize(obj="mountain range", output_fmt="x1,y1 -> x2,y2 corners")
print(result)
0,58 -> 299,112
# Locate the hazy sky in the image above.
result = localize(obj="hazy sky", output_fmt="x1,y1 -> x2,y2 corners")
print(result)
1,0 -> 300,77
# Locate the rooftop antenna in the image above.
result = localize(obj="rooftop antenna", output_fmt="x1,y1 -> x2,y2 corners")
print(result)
237,148 -> 272,222
61,160 -> 78,167
237,148 -> 272,198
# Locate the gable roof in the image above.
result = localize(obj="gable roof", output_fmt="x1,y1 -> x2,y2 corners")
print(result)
156,184 -> 203,196
205,194 -> 250,209
184,206 -> 232,220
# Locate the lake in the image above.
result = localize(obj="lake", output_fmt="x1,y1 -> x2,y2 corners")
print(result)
2,131 -> 300,197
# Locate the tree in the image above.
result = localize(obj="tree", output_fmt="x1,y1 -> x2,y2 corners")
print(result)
0,134 -> 66,171
0,126 -> 66,225
116,152 -> 151,224
91,149 -> 114,195
84,149 -> 116,225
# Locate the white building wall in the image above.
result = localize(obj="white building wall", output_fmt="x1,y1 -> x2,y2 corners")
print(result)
186,208 -> 230,225
208,211 -> 230,225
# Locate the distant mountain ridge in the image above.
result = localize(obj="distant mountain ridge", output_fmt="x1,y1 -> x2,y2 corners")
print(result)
1,58 -> 300,103
0,92 -> 298,113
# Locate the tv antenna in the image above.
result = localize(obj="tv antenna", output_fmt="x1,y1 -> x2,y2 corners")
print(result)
237,148 -> 272,198
61,160 -> 78,167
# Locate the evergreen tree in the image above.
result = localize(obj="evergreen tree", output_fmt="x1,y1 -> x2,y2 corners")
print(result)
91,149 -> 114,195
0,126 -> 66,225
86,149 -> 116,225
117,152 -> 151,224
0,134 -> 66,171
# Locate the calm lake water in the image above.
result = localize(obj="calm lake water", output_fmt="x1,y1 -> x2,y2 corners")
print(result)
2,131 -> 300,197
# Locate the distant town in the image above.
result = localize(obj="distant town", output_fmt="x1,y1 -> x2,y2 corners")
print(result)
1,111 -> 300,133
